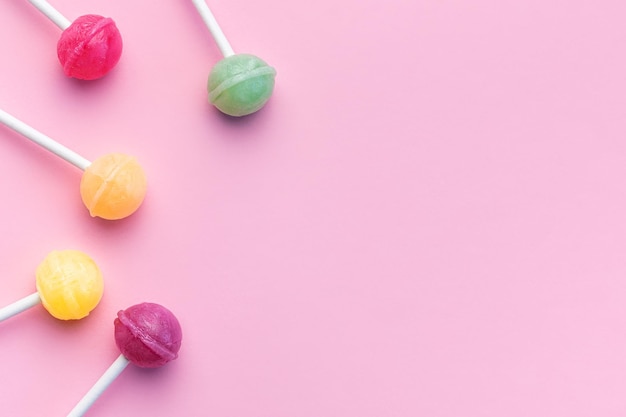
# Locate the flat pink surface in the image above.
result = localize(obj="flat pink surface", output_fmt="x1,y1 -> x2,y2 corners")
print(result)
1,0 -> 626,415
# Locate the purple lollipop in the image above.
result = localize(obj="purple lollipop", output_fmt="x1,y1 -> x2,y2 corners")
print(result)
67,303 -> 182,416
115,302 -> 182,368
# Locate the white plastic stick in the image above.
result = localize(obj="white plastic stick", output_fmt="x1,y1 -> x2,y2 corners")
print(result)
0,109 -> 91,170
190,0 -> 235,57
66,354 -> 130,417
26,0 -> 71,30
0,292 -> 41,322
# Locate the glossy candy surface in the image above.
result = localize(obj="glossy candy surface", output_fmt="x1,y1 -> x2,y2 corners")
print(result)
208,54 -> 276,116
35,250 -> 104,320
114,303 -> 182,368
80,153 -> 147,220
57,14 -> 123,80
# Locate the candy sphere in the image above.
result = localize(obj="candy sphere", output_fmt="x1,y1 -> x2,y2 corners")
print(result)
35,250 -> 104,320
80,153 -> 147,220
207,54 -> 276,117
57,14 -> 123,80
114,303 -> 182,368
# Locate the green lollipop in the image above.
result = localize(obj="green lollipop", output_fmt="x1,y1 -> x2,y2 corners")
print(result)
191,0 -> 277,117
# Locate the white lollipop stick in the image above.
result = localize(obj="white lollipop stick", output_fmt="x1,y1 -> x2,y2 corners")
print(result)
0,292 -> 41,322
0,109 -> 91,170
26,0 -> 71,30
190,0 -> 235,57
66,354 -> 130,417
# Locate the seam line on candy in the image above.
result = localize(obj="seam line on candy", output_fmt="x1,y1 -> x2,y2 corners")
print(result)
62,17 -> 115,75
209,66 -> 276,102
88,155 -> 132,216
118,312 -> 178,361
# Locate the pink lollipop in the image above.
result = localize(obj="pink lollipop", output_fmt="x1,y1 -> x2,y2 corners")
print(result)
67,303 -> 182,416
26,0 -> 122,80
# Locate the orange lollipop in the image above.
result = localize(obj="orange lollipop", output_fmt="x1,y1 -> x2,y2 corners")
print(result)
0,108 -> 146,220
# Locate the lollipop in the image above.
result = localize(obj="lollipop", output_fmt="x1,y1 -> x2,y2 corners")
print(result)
26,0 -> 122,80
190,0 -> 276,116
0,250 -> 103,322
0,108 -> 147,220
67,303 -> 182,416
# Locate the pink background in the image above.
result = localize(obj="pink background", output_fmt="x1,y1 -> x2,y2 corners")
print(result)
1,0 -> 626,415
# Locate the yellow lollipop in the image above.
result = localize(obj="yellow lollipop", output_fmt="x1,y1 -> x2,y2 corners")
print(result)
36,250 -> 104,320
0,250 -> 104,322
0,108 -> 147,220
